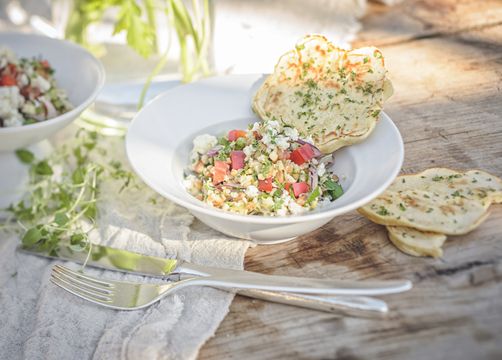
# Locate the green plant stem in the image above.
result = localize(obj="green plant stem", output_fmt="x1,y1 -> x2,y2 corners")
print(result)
138,51 -> 169,109
144,0 -> 158,51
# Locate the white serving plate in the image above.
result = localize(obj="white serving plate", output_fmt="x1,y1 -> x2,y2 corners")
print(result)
126,74 -> 404,244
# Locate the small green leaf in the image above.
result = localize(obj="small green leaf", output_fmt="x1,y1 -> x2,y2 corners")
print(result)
15,149 -> 34,164
72,168 -> 85,185
324,179 -> 343,200
35,160 -> 53,176
54,213 -> 69,226
69,232 -> 87,251
307,186 -> 320,204
84,203 -> 97,221
22,227 -> 42,246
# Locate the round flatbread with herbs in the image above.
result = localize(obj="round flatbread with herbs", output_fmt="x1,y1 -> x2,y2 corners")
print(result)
358,168 -> 502,235
252,34 -> 393,154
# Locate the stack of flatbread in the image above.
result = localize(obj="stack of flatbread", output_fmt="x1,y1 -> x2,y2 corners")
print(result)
253,34 -> 393,154
358,168 -> 502,257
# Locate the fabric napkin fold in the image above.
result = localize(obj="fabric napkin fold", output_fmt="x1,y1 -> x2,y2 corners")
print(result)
0,139 -> 250,360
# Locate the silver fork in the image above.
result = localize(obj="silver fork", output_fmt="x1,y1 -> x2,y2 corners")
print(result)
51,265 -> 390,317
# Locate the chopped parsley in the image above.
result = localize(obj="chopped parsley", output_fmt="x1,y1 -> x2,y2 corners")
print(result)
376,206 -> 390,216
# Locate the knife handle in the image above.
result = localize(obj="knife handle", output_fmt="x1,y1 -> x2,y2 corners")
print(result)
234,289 -> 388,317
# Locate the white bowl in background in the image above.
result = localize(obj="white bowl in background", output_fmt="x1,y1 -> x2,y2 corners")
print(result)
0,32 -> 105,151
126,74 -> 404,244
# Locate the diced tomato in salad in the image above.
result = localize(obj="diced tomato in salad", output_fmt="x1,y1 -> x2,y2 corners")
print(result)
0,74 -> 16,86
230,150 -> 245,170
258,178 -> 273,192
212,160 -> 229,184
289,150 -> 305,165
292,182 -> 310,197
228,130 -> 247,141
290,144 -> 316,165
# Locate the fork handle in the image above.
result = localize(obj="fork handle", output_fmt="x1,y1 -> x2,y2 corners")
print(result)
234,289 -> 388,317
178,263 -> 412,296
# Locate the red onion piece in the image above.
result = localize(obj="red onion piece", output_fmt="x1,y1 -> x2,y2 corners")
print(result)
309,166 -> 318,190
206,145 -> 223,157
40,98 -> 58,119
215,183 -> 243,190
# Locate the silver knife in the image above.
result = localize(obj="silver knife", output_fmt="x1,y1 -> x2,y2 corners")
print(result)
17,243 -> 401,315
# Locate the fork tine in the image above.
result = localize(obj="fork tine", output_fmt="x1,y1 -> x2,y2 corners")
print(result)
53,265 -> 114,288
52,268 -> 114,296
50,273 -> 113,304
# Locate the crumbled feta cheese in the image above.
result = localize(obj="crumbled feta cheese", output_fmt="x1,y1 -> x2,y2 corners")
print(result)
262,133 -> 272,146
251,122 -> 260,131
284,127 -> 299,141
3,110 -> 23,127
19,74 -> 29,87
243,145 -> 254,157
31,75 -> 51,93
276,207 -> 287,216
0,87 -> 23,115
268,120 -> 280,129
318,162 -> 326,177
288,201 -> 306,215
192,134 -> 218,155
275,135 -> 289,150
246,185 -> 259,198
262,197 -> 275,208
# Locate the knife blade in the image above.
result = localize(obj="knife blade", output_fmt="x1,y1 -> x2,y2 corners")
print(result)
18,243 -> 179,277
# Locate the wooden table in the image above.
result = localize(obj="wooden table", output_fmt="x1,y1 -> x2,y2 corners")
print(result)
200,1 -> 502,358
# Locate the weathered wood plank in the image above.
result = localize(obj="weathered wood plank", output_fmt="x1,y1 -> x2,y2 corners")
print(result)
355,0 -> 502,47
200,6 -> 502,360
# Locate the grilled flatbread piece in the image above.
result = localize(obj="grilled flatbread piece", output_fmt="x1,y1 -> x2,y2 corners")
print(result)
358,168 -> 502,235
388,168 -> 502,204
252,35 -> 393,154
386,226 -> 447,258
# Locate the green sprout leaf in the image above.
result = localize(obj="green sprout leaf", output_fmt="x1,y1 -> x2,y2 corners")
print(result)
22,227 -> 42,246
54,213 -> 69,226
15,149 -> 34,164
35,160 -> 53,176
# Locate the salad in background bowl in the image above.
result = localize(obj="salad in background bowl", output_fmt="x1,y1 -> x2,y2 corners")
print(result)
0,32 -> 105,152
0,47 -> 73,128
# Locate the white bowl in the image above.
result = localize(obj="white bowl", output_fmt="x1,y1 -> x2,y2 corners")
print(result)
0,32 -> 105,151
126,74 -> 404,244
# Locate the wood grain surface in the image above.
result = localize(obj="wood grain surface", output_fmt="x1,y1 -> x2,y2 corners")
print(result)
200,1 -> 502,359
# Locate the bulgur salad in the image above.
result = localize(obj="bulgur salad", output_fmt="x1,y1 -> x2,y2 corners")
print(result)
184,119 -> 344,216
0,47 -> 72,128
